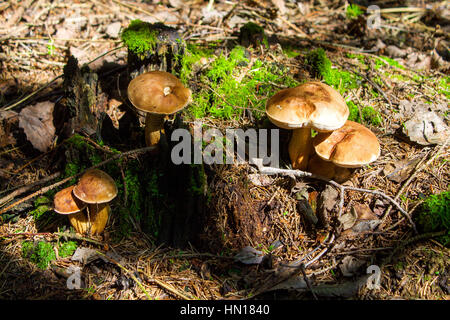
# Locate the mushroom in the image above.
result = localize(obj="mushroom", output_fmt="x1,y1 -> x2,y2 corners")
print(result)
72,169 -> 118,235
53,185 -> 89,234
265,82 -> 348,170
310,120 -> 380,180
306,153 -> 352,183
127,71 -> 192,147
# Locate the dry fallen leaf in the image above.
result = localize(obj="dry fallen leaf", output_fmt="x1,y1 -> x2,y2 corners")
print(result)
339,256 -> 366,277
383,158 -> 420,183
402,110 -> 449,145
18,101 -> 55,152
234,246 -> 265,265
342,203 -> 381,236
338,208 -> 358,230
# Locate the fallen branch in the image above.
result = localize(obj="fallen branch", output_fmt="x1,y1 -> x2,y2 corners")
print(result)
1,231 -> 105,246
252,159 -> 417,233
95,250 -> 153,300
0,172 -> 61,206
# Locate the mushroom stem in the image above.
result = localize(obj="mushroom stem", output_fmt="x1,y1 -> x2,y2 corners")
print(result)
288,128 -> 313,170
68,204 -> 110,235
145,113 -> 166,147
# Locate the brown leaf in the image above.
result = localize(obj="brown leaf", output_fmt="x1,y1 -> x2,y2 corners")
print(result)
402,110 -> 449,145
18,101 -> 55,152
342,204 -> 381,236
339,256 -> 366,277
383,158 -> 420,183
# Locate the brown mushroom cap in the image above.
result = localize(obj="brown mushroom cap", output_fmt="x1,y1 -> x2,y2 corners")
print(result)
312,120 -> 380,168
265,81 -> 349,131
73,169 -> 118,204
54,185 -> 87,215
127,71 -> 192,115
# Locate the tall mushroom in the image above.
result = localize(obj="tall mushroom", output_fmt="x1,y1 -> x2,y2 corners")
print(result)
54,185 -> 88,233
265,82 -> 349,170
127,71 -> 192,147
310,120 -> 380,180
72,169 -> 118,235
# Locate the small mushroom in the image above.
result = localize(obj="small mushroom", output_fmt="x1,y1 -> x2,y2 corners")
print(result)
127,71 -> 192,147
53,185 -> 89,233
310,120 -> 380,181
265,82 -> 348,170
72,169 -> 118,235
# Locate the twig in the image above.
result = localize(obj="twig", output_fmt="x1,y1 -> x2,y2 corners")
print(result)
300,263 -> 318,300
0,146 -> 156,216
95,251 -> 153,300
379,138 -> 449,229
0,172 -> 61,206
382,230 -> 447,265
252,159 -> 417,233
1,231 -> 105,246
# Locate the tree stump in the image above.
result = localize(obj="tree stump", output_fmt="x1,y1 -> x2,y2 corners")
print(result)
54,56 -> 108,140
121,20 -> 185,79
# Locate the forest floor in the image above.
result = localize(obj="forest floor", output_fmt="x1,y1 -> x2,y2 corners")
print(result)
0,0 -> 449,300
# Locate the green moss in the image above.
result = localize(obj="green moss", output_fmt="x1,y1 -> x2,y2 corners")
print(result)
120,19 -> 158,56
361,106 -> 383,126
179,43 -> 214,85
377,56 -> 405,70
347,102 -> 383,126
346,52 -> 366,65
347,101 -> 360,122
438,77 -> 450,99
414,190 -> 450,246
22,240 -> 78,269
346,4 -> 364,19
22,241 -> 56,269
184,45 -> 298,120
58,241 -> 78,258
305,48 -> 360,94
29,196 -> 57,229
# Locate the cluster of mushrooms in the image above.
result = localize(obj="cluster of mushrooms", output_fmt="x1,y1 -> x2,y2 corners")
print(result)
53,72 -> 381,233
126,72 -> 380,182
54,169 -> 118,235
265,81 -> 380,182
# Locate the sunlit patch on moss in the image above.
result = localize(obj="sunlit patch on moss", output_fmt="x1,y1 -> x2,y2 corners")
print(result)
347,101 -> 383,126
346,4 -> 364,19
120,19 -> 158,56
438,77 -> 450,99
22,240 -> 78,269
182,45 -> 299,120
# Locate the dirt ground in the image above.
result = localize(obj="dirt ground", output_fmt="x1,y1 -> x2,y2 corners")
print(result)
0,0 -> 449,301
